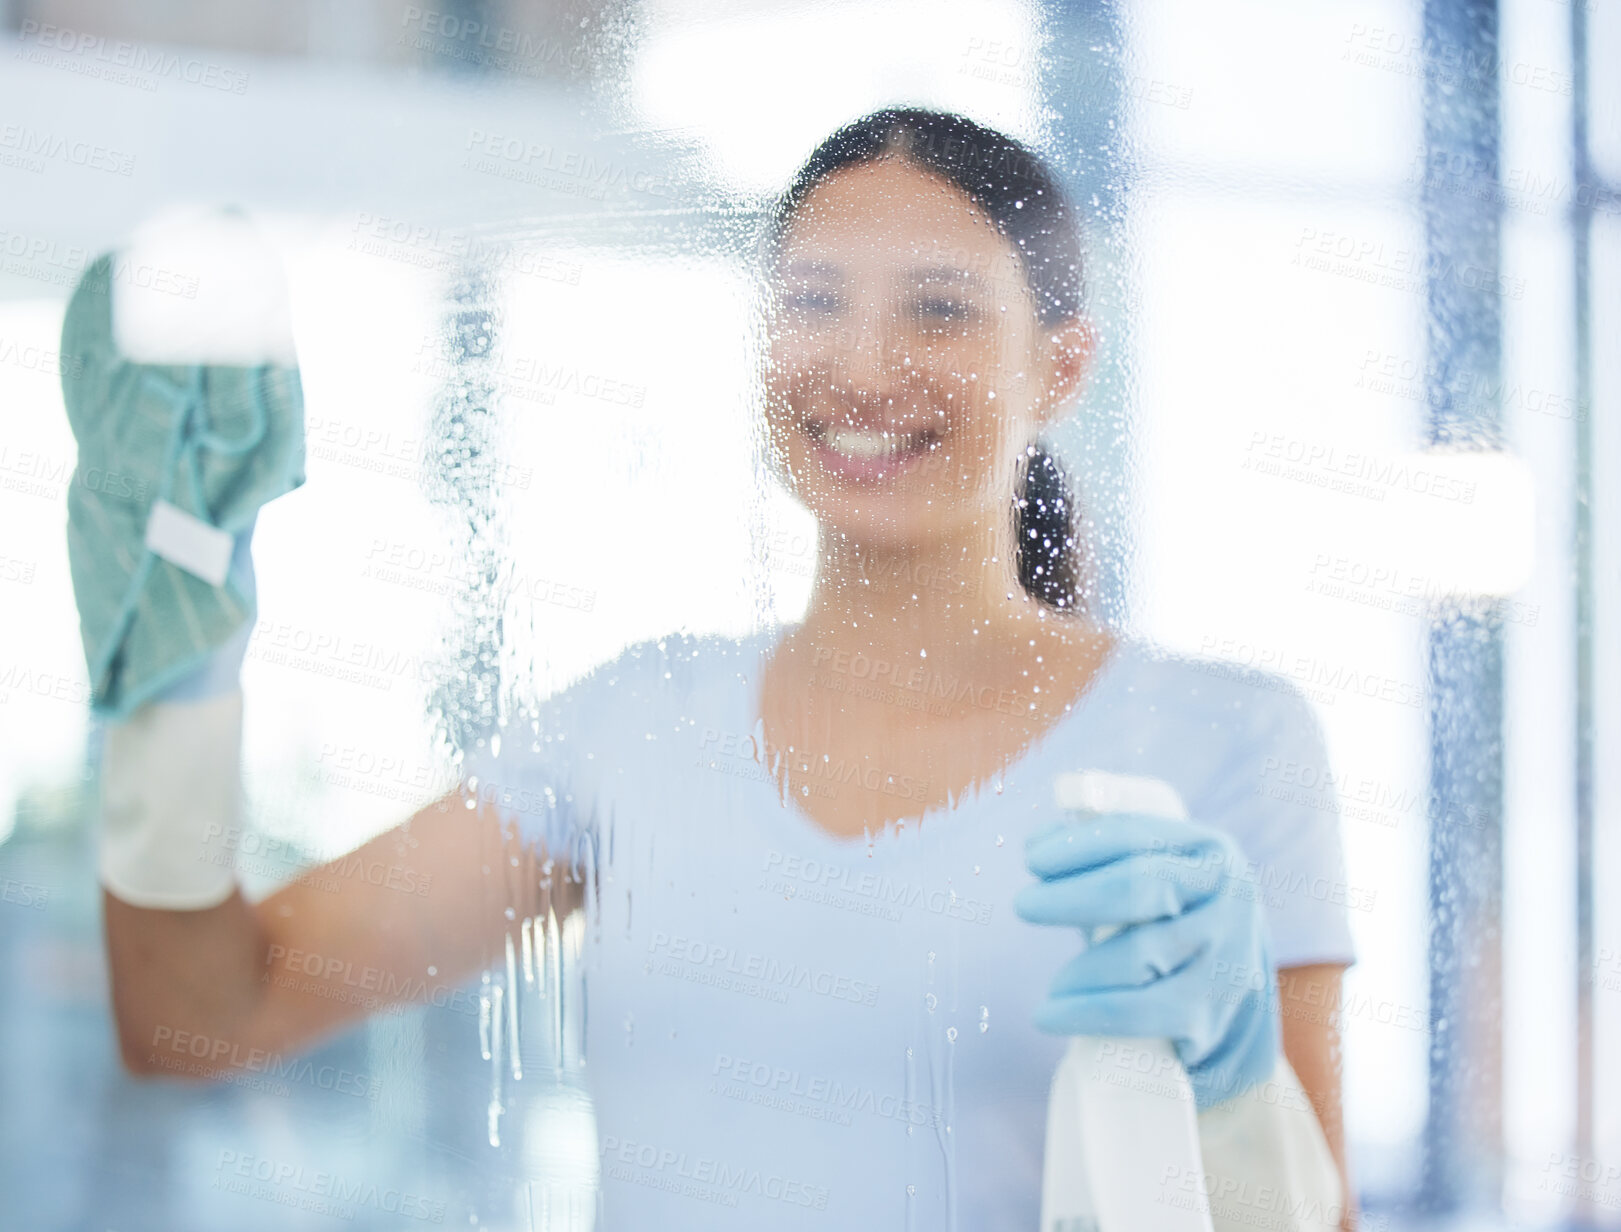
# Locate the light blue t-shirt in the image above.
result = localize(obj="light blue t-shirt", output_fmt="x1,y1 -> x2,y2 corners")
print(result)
463,626 -> 1357,1230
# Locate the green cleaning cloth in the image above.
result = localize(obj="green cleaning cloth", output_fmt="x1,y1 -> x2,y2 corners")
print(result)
61,252 -> 306,721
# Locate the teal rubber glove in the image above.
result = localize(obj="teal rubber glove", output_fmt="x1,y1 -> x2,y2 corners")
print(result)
61,251 -> 303,720
1014,812 -> 1280,1109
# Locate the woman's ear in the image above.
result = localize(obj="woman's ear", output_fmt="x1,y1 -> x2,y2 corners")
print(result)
1035,317 -> 1096,429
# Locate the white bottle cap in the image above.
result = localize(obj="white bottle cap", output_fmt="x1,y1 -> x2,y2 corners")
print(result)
1052,769 -> 1187,821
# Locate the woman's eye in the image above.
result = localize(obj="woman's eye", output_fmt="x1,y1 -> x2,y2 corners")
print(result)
913,297 -> 978,328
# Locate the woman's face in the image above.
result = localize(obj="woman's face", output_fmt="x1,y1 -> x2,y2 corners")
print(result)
763,158 -> 1089,552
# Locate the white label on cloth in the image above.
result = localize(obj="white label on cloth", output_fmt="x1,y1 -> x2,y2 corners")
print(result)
145,499 -> 233,587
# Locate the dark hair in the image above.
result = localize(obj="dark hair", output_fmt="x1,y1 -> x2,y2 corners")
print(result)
768,107 -> 1087,611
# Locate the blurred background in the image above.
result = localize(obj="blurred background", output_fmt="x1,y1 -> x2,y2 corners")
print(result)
0,0 -> 1617,1227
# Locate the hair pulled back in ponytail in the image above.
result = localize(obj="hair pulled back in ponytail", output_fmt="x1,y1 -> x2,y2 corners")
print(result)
770,107 -> 1088,611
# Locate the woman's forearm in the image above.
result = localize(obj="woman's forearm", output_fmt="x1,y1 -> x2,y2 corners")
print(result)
103,789 -> 548,1078
1278,964 -> 1356,1229
105,887 -> 276,1076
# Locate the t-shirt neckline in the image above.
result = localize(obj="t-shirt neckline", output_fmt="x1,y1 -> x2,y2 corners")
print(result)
738,620 -> 1133,851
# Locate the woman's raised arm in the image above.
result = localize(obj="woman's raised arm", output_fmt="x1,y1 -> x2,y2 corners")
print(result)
105,787 -> 554,1078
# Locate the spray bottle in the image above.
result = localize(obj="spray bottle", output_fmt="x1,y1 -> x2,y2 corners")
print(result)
1039,770 -> 1215,1232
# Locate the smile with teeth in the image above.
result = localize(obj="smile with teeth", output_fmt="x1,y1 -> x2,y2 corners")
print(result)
808,422 -> 936,462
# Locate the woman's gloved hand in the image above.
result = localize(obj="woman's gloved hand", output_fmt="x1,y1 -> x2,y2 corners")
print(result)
1014,812 -> 1280,1109
151,515 -> 257,704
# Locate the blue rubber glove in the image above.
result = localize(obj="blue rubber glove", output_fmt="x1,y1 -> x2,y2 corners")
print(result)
1014,812 -> 1280,1109
151,515 -> 257,704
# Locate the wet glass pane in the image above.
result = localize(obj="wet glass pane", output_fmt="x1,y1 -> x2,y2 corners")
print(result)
0,2 -> 1616,1230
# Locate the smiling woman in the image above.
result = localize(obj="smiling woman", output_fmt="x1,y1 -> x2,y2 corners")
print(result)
90,107 -> 1353,1231
762,110 -> 1090,605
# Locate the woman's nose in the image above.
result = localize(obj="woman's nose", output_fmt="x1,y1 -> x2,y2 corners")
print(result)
828,303 -> 905,401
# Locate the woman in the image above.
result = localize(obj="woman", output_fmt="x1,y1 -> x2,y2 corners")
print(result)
95,109 -> 1357,1229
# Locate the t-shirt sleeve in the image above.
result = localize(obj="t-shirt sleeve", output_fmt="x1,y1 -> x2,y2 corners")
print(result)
1205,677 -> 1359,970
454,637 -> 673,868
456,672 -> 599,867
